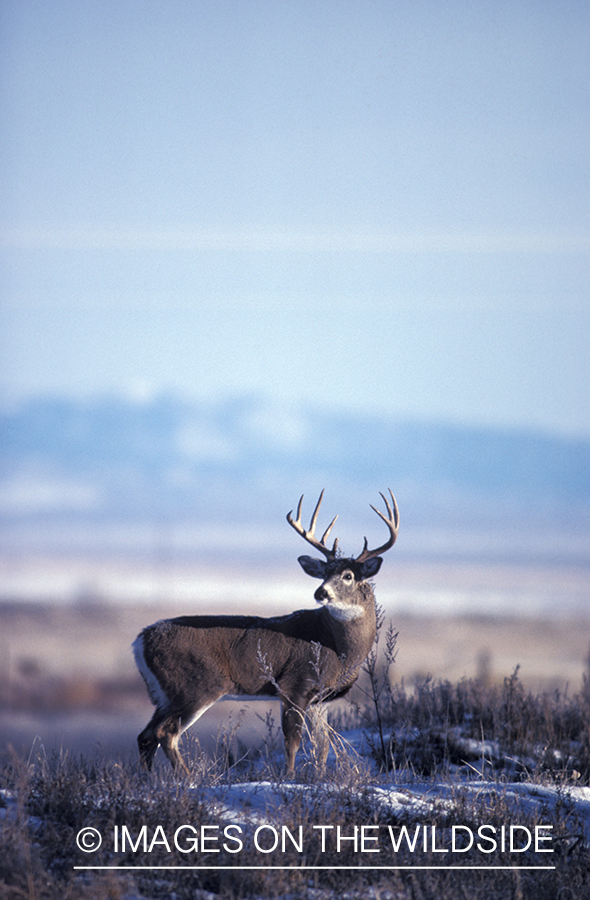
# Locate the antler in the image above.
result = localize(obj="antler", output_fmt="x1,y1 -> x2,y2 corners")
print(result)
286,490 -> 339,560
355,489 -> 399,563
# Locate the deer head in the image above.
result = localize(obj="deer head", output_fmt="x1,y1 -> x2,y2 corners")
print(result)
286,489 -> 399,612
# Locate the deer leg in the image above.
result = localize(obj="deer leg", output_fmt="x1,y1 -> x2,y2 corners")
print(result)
308,704 -> 330,772
155,716 -> 190,775
137,708 -> 192,774
282,699 -> 307,774
140,698 -> 220,774
137,710 -> 163,771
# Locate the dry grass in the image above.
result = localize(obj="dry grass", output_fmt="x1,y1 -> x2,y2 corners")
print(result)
2,593 -> 590,896
349,612 -> 590,783
2,654 -> 590,899
1,744 -> 589,899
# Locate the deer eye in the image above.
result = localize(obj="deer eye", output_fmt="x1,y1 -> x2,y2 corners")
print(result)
342,571 -> 353,582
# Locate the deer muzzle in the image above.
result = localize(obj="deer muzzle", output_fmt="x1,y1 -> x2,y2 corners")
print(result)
314,584 -> 331,604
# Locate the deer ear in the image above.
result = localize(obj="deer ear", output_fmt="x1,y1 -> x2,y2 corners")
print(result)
297,555 -> 328,579
358,557 -> 383,579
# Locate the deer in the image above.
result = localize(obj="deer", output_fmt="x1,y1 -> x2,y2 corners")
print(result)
133,489 -> 399,775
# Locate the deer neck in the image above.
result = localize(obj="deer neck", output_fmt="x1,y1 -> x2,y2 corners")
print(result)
321,595 -> 377,663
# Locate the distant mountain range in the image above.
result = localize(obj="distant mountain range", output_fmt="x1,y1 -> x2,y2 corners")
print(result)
1,393 -> 588,565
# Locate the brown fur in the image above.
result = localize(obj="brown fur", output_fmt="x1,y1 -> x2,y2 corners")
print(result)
133,560 -> 379,774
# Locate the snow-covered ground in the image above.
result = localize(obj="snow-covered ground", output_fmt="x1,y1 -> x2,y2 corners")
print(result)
205,777 -> 590,837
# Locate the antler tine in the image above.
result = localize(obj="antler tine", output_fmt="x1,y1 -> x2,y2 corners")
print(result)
310,489 -> 339,547
356,489 -> 399,563
307,489 -> 324,535
286,490 -> 339,559
320,516 -> 339,547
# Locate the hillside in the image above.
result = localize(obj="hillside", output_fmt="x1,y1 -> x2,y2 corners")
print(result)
1,393 -> 589,567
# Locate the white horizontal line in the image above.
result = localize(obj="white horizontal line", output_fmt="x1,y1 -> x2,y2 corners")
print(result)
74,864 -> 556,871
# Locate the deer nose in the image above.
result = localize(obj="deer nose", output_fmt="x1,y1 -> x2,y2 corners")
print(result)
314,585 -> 330,603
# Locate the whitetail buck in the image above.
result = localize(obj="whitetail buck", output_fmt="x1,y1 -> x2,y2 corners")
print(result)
133,489 -> 399,774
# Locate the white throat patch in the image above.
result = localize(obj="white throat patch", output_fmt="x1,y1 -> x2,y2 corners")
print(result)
326,602 -> 365,621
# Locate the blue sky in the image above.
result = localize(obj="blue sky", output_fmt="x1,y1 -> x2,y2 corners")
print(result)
1,0 -> 589,436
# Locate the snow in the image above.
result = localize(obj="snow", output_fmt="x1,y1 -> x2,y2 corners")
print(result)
193,778 -> 590,839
